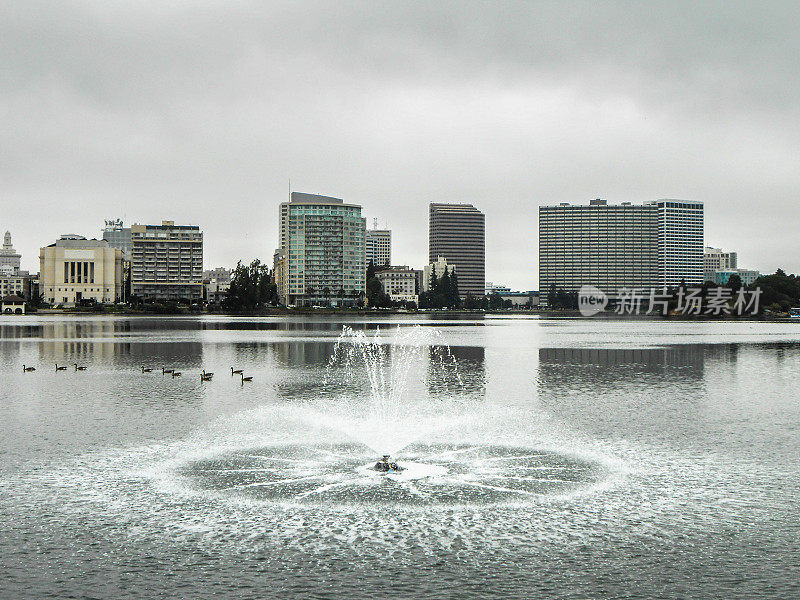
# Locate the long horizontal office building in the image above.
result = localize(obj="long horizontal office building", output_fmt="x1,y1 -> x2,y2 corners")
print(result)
539,199 -> 703,300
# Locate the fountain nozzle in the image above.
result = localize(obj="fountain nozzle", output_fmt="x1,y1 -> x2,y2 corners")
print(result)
373,455 -> 404,473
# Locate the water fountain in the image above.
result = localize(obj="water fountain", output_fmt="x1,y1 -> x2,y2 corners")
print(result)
173,325 -> 608,505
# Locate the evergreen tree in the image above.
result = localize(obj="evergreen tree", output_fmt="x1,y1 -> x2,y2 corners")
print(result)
449,270 -> 461,308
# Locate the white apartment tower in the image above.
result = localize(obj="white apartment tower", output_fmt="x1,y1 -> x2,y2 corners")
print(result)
655,200 -> 704,287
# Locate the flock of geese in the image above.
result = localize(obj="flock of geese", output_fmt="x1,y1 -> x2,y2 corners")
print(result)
22,364 -> 255,384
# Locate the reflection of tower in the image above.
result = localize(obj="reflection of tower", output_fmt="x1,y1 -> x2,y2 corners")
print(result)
271,341 -> 336,366
537,346 -> 705,393
427,345 -> 485,398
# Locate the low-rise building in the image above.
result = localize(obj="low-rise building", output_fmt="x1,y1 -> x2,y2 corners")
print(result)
1,295 -> 26,314
423,257 -> 455,293
498,291 -> 539,308
39,235 -> 123,305
713,269 -> 760,286
203,267 -> 232,304
0,269 -> 31,300
376,266 -> 420,305
704,247 -> 738,282
485,282 -> 511,295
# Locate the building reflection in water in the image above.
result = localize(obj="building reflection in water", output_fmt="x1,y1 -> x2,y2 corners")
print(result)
35,318 -> 204,367
270,341 -> 337,367
537,346 -> 706,394
428,345 -> 486,398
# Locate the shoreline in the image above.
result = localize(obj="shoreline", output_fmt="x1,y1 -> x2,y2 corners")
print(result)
16,307 -> 794,321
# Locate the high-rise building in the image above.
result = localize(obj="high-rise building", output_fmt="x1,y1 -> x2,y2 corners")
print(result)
655,200 -> 704,287
538,198 -> 704,299
39,235 -> 123,305
703,247 -> 738,282
274,192 -> 366,307
131,220 -> 203,302
366,224 -> 391,267
429,203 -> 485,297
0,231 -> 21,274
102,219 -> 132,261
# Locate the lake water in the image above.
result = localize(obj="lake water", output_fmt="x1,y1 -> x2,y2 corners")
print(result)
1,315 -> 799,599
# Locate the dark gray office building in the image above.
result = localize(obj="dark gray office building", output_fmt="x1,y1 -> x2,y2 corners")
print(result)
428,203 -> 485,297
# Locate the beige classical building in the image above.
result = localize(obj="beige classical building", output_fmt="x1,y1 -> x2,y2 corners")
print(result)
39,235 -> 123,305
375,266 -> 420,305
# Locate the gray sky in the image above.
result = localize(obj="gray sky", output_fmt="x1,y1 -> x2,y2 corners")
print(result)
2,1 -> 798,289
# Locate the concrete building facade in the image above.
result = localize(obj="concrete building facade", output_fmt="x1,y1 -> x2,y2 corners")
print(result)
539,199 -> 660,298
275,192 -> 366,307
0,273 -> 30,299
0,231 -> 21,273
203,267 -> 232,304
102,219 -> 132,261
704,247 -> 738,282
656,200 -> 704,287
1,295 -> 26,314
539,199 -> 704,299
429,203 -> 485,297
713,268 -> 760,286
366,227 -> 391,267
39,235 -> 123,305
375,266 -> 420,305
131,221 -> 203,302
423,256 -> 456,293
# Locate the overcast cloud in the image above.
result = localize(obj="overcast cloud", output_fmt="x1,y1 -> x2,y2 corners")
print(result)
2,0 -> 799,288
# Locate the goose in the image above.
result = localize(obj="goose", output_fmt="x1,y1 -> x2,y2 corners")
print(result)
22,365 -> 35,372
202,370 -> 214,378
141,366 -> 153,373
241,374 -> 253,383
201,373 -> 213,382
74,364 -> 87,371
231,367 -> 243,375
55,364 -> 67,371
162,368 -> 174,374
172,371 -> 182,378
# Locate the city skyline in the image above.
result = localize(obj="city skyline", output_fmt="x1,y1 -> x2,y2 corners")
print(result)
3,2 -> 800,288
